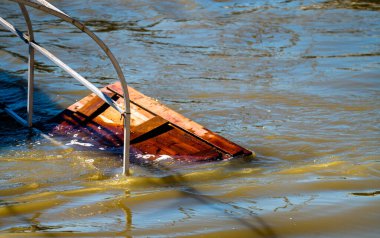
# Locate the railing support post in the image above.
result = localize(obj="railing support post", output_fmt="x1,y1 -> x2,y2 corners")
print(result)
19,3 -> 34,127
123,113 -> 130,175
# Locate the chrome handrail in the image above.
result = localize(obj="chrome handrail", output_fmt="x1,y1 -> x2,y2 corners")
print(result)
18,3 -> 34,127
0,0 -> 131,175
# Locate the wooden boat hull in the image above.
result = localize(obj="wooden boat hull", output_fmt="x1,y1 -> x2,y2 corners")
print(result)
50,82 -> 253,162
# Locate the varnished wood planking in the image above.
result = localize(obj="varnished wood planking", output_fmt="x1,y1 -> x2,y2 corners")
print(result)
108,82 -> 251,156
50,82 -> 252,161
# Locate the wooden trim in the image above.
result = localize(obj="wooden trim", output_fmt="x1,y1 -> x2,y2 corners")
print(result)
130,116 -> 168,142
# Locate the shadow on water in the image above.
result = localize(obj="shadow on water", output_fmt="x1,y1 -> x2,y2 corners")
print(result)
0,70 -> 63,149
125,159 -> 277,238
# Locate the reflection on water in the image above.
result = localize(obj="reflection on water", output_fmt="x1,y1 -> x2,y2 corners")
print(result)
0,0 -> 379,237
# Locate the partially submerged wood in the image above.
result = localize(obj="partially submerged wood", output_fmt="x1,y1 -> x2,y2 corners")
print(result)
50,82 -> 253,162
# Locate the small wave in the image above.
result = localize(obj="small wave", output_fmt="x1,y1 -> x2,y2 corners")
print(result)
303,52 -> 380,59
65,139 -> 93,147
351,191 -> 380,197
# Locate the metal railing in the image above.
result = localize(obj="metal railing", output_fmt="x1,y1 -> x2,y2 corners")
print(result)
0,0 -> 131,175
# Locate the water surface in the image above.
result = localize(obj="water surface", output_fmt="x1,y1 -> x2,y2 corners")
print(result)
0,0 -> 379,237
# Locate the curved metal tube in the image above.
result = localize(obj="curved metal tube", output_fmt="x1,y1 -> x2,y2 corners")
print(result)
7,0 -> 131,175
18,3 -> 34,127
0,17 -> 125,114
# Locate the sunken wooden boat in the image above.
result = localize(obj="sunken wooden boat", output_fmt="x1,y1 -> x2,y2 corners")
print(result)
0,1 -> 252,165
50,82 -> 253,162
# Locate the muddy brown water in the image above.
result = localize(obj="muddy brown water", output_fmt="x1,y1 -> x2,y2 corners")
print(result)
0,0 -> 379,237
